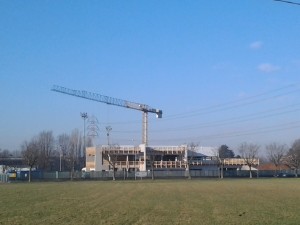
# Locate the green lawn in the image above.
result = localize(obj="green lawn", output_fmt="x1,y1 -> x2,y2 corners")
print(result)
0,179 -> 300,225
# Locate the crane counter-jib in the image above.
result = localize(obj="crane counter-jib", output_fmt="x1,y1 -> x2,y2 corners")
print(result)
124,101 -> 162,116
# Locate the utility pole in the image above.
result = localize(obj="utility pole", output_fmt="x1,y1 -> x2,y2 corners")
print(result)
60,147 -> 62,172
106,126 -> 112,145
59,145 -> 63,172
81,112 -> 88,156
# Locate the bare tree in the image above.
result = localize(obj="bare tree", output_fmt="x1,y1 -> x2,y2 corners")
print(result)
21,139 -> 39,182
215,145 -> 235,179
146,148 -> 154,180
57,133 -> 70,171
66,129 -> 82,180
186,143 -> 198,180
147,148 -> 160,180
86,136 -> 93,147
215,146 -> 225,179
102,144 -> 120,181
37,131 -> 55,171
284,139 -> 300,177
266,143 -> 288,177
0,149 -> 12,158
79,135 -> 92,169
239,142 -> 259,178
218,145 -> 235,158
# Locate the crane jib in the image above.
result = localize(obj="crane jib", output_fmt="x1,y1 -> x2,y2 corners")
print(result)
51,85 -> 162,116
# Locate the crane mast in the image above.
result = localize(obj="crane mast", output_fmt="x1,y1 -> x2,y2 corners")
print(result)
51,85 -> 162,146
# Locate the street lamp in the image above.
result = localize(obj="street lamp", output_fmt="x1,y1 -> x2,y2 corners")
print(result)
59,145 -> 65,172
106,126 -> 112,145
132,138 -> 137,180
60,152 -> 62,172
81,112 -> 88,156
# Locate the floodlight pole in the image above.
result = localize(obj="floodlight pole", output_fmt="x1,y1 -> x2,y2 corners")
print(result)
81,112 -> 88,156
106,126 -> 112,145
59,145 -> 64,172
60,152 -> 62,172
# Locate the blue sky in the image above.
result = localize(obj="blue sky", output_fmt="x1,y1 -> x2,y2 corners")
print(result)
1,0 -> 300,154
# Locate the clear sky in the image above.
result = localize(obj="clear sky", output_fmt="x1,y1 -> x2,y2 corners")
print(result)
1,0 -> 300,154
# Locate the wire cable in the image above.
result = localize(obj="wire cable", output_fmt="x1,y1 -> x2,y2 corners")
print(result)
274,0 -> 300,6
152,105 -> 300,132
163,84 -> 300,120
150,120 -> 300,143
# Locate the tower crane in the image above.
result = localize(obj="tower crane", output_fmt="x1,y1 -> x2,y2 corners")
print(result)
51,85 -> 162,146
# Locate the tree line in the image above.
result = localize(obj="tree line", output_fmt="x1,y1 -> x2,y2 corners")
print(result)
20,129 -> 92,181
2,132 -> 300,181
217,139 -> 300,178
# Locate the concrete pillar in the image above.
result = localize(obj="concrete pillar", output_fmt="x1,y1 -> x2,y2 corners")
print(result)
94,147 -> 101,171
139,144 -> 146,171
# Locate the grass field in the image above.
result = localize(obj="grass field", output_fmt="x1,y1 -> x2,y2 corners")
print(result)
0,179 -> 300,225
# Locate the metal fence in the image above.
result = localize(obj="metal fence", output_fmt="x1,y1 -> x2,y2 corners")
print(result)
4,169 -> 299,182
0,173 -> 9,183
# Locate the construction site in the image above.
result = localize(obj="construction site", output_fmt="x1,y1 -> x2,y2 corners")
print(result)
52,85 -> 260,178
84,144 -> 259,176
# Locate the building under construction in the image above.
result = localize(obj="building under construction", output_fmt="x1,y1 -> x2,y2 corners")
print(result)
84,144 -> 259,174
